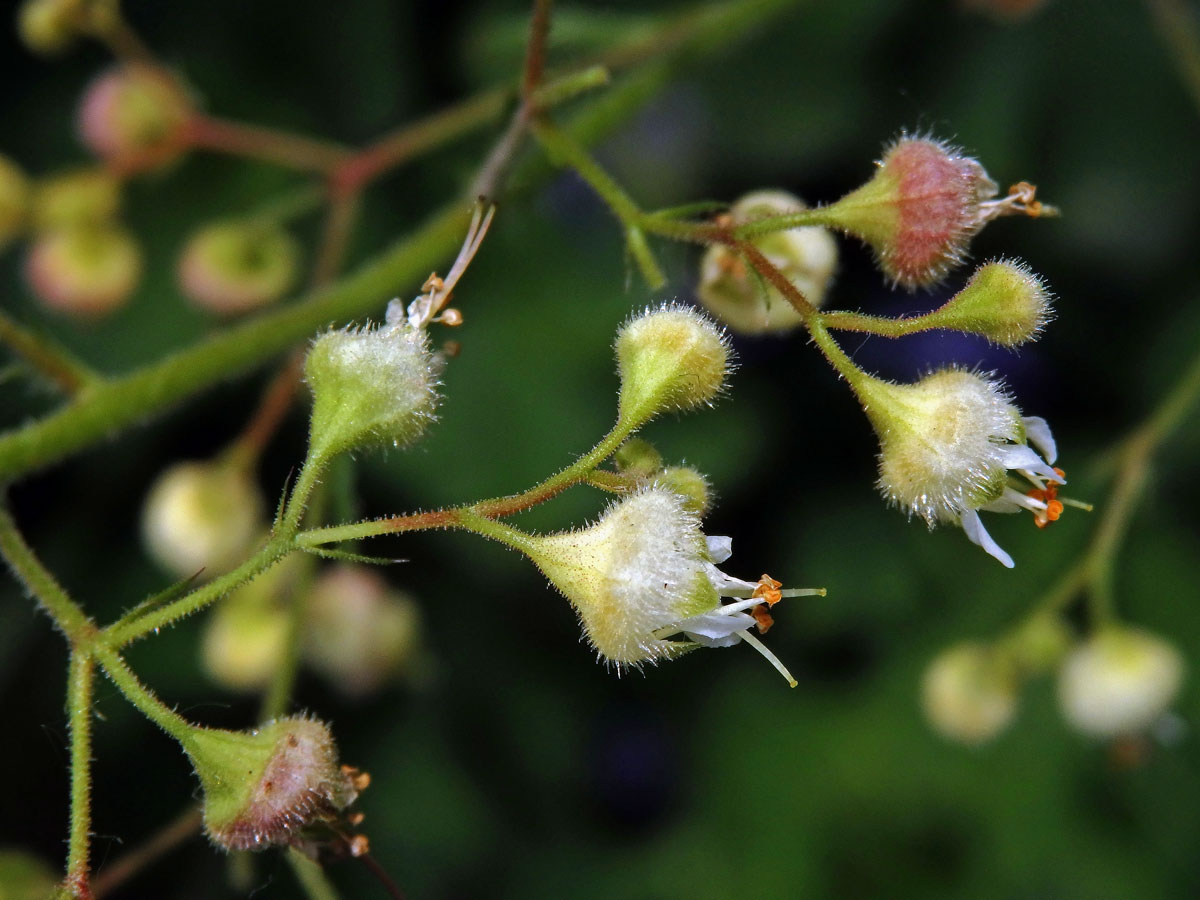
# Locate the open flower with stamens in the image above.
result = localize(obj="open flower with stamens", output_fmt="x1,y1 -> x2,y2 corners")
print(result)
857,367 -> 1064,567
500,487 -> 821,685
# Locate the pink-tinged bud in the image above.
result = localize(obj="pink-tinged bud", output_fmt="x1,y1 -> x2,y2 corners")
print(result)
24,225 -> 141,316
77,64 -> 192,174
182,716 -> 366,852
0,155 -> 30,251
822,136 -> 1000,289
178,221 -> 300,316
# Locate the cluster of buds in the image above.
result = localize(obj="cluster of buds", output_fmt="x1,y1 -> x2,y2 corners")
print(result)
697,190 -> 838,334
924,619 -> 1185,746
20,167 -> 142,316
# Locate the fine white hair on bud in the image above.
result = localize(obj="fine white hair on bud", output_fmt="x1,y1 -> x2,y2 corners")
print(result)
921,642 -> 1019,745
1057,627 -> 1185,738
857,367 -> 1063,567
304,319 -> 441,463
614,303 -> 733,428
697,190 -> 838,334
518,486 -> 821,685
925,259 -> 1054,347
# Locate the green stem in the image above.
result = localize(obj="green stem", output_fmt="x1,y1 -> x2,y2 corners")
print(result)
287,849 -> 342,900
530,116 -> 666,288
93,644 -> 194,742
65,651 -> 95,900
818,309 -> 949,339
0,502 -> 94,642
731,207 -> 833,239
0,308 -> 99,395
102,533 -> 294,647
805,318 -> 870,392
298,421 -> 633,548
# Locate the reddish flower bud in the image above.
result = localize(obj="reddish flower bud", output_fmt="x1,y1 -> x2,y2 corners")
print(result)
183,716 -> 364,852
822,136 -> 1000,289
24,225 -> 141,316
77,64 -> 192,174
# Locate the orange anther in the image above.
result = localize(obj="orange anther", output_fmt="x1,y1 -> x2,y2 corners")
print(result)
751,604 -> 775,634
753,574 -> 783,606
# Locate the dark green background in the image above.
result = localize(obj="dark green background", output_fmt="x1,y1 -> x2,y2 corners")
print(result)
1,0 -> 1199,897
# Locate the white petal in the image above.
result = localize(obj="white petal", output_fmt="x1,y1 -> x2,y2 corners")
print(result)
1022,416 -> 1057,465
678,610 -> 757,646
960,509 -> 1015,568
998,443 -> 1060,484
703,563 -> 759,596
706,535 -> 733,563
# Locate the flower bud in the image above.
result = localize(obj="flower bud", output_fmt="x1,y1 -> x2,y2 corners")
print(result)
182,716 -> 362,851
821,136 -> 999,289
1058,627 -> 1185,738
32,168 -> 121,231
656,465 -> 712,516
613,437 -> 664,478
141,458 -> 266,579
615,304 -> 731,428
24,225 -> 141,316
0,155 -> 30,251
302,565 -> 423,697
17,0 -> 87,55
0,849 -> 58,900
77,64 -> 192,174
178,221 -> 300,316
921,260 -> 1052,346
697,190 -> 837,334
922,642 -> 1019,744
201,558 -> 301,692
304,320 -> 441,463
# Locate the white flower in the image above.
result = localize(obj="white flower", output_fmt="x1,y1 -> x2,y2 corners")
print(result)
526,487 -> 820,685
860,368 -> 1065,567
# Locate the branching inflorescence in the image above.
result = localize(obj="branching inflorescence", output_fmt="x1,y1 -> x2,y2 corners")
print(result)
0,0 -> 1196,898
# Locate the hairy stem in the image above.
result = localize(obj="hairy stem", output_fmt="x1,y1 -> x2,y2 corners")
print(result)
65,651 -> 95,900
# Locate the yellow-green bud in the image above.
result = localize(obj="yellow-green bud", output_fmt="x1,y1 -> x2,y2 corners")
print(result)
613,437 -> 663,478
17,0 -> 87,55
141,458 -> 266,579
182,716 -> 362,852
0,849 -> 58,900
922,642 -> 1019,745
697,190 -> 837,334
24,225 -> 142,317
1058,627 -> 1185,738
615,304 -> 731,428
200,559 -> 301,692
302,565 -> 423,697
304,318 -> 441,463
656,465 -> 711,516
0,155 -> 30,251
32,168 -> 121,231
178,221 -> 299,316
921,260 -> 1052,346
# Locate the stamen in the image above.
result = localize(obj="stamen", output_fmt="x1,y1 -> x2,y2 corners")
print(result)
738,630 -> 798,687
